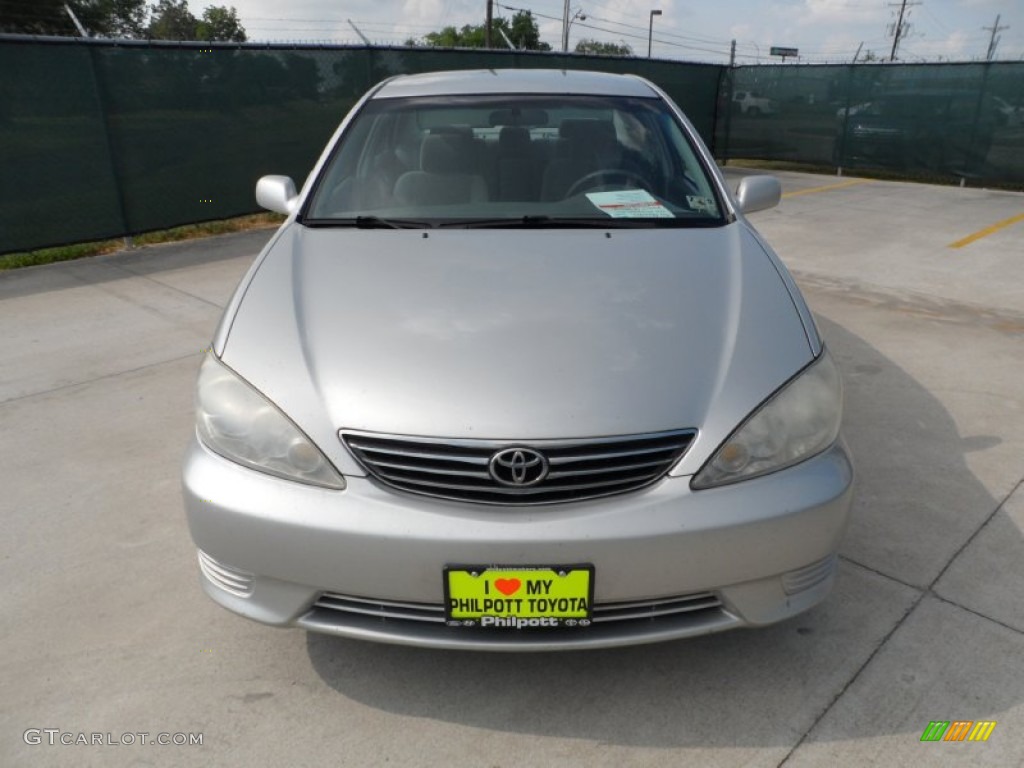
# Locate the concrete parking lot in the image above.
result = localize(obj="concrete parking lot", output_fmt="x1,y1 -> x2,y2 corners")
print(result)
1,170 -> 1022,767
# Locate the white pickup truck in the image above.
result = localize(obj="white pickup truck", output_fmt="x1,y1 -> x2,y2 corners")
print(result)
733,90 -> 777,116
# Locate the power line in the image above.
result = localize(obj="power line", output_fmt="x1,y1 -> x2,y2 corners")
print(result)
497,2 -> 732,56
502,1 -> 885,62
244,1 -> 913,62
574,6 -> 734,47
246,18 -> 442,30
919,4 -> 949,35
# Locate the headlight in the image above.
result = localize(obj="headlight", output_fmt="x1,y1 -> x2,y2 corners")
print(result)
195,354 -> 345,490
692,350 -> 842,489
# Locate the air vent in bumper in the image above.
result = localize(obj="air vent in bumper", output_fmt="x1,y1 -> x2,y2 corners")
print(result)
197,550 -> 254,598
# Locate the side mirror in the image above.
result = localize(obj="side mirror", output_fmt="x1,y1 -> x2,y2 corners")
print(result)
735,175 -> 782,214
256,175 -> 299,215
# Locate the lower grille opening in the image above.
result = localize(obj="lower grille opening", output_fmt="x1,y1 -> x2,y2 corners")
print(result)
303,589 -> 729,642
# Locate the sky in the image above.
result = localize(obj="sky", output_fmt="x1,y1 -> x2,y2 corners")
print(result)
182,0 -> 1024,64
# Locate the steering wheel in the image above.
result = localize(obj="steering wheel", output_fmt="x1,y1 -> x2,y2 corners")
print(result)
564,169 -> 648,199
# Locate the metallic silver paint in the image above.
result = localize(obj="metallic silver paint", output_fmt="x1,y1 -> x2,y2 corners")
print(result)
185,69 -> 854,649
183,436 -> 852,649
373,68 -> 661,99
735,175 -> 783,214
255,175 -> 299,215
220,225 -> 813,477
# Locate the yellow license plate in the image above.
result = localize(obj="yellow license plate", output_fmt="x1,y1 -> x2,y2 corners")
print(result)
444,565 -> 594,628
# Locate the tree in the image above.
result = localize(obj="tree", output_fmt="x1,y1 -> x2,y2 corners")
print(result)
0,0 -> 146,37
0,0 -> 77,35
574,39 -> 632,56
97,0 -> 147,36
508,11 -> 550,51
196,5 -> 245,42
412,11 -> 549,51
146,0 -> 195,40
146,1 -> 246,41
422,24 -> 481,48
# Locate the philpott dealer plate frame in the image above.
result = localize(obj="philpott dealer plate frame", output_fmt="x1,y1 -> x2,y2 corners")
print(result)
444,565 -> 595,629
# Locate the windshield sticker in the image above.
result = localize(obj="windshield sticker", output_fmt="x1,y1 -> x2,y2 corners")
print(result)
686,195 -> 717,214
586,190 -> 675,219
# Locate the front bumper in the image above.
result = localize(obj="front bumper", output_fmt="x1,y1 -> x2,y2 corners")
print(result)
183,434 -> 854,651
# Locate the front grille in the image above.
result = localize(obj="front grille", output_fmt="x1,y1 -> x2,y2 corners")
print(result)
340,429 -> 696,505
310,590 -> 723,626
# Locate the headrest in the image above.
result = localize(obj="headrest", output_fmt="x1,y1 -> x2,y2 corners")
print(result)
421,133 -> 467,174
498,125 -> 531,154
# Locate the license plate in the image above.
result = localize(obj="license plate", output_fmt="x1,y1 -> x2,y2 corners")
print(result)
444,565 -> 594,629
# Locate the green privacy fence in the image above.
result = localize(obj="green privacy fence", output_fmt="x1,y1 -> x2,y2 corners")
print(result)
1,37 -> 1021,255
717,62 -> 1024,183
0,37 -> 722,255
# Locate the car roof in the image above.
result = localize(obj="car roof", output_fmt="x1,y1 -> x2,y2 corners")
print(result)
373,68 -> 659,99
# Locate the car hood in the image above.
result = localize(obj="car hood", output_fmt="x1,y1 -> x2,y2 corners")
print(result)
220,224 -> 814,476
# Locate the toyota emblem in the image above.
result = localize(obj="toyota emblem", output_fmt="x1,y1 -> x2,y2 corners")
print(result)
488,447 -> 549,487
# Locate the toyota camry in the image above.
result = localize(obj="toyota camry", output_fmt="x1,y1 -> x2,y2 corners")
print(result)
182,68 -> 854,651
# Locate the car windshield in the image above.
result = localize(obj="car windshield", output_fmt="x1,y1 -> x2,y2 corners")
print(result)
303,94 -> 725,227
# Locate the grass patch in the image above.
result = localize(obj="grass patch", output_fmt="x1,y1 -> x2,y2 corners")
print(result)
0,213 -> 284,271
0,240 -> 123,270
131,213 -> 284,246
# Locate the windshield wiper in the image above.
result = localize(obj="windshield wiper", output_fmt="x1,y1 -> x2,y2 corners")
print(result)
440,215 -> 704,230
352,216 -> 432,229
304,216 -> 433,229
438,215 -> 644,229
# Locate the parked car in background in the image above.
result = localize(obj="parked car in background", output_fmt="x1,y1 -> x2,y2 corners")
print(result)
733,90 -> 777,116
835,90 -> 996,172
835,102 -> 872,121
183,68 -> 853,651
992,96 -> 1021,127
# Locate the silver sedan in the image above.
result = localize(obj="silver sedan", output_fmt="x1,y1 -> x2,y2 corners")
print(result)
183,68 -> 853,651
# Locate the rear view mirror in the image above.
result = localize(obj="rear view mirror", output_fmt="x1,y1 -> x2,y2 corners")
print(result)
488,108 -> 549,127
735,175 -> 782,214
256,175 -> 299,215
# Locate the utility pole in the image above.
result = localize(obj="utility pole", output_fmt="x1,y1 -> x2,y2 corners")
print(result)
729,39 -> 736,67
485,0 -> 493,48
887,0 -> 919,62
561,0 -> 570,52
983,15 -> 1009,61
852,41 -> 863,63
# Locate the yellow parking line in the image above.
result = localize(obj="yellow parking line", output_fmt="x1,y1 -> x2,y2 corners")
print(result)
781,179 -> 871,198
949,212 -> 1024,249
